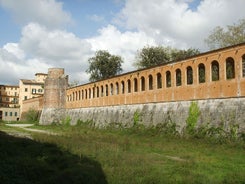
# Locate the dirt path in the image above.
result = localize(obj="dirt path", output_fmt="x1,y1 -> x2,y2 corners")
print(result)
5,124 -> 58,136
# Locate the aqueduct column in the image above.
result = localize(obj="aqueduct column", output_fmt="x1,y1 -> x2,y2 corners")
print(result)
39,68 -> 68,125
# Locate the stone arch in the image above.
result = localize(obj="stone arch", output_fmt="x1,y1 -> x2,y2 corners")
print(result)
175,69 -> 182,86
149,74 -> 153,90
187,66 -> 193,85
134,78 -> 138,92
198,63 -> 205,83
141,76 -> 145,91
226,57 -> 235,79
211,60 -> 219,81
166,71 -> 171,87
157,73 -> 162,89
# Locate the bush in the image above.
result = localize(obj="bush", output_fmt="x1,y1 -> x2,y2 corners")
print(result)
185,101 -> 200,135
22,108 -> 40,123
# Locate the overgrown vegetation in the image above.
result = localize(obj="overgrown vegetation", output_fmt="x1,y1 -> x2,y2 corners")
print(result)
0,102 -> 244,183
21,108 -> 40,124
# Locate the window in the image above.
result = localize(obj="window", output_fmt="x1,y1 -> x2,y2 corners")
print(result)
157,73 -> 162,89
226,57 -> 235,79
78,91 -> 81,100
212,60 -> 219,81
121,81 -> 125,94
110,83 -> 113,95
38,89 -> 43,93
116,82 -> 119,94
141,77 -> 145,91
101,86 -> 104,97
10,112 -> 12,116
187,66 -> 193,85
106,85 -> 108,96
24,96 -> 27,100
134,78 -> 138,92
85,89 -> 87,99
149,75 -> 153,90
97,87 -> 99,97
25,88 -> 28,92
243,54 -> 245,77
5,112 -> 7,116
166,71 -> 171,87
15,112 -> 17,116
176,69 -> 182,86
127,80 -> 131,93
82,90 -> 84,99
198,63 -> 205,83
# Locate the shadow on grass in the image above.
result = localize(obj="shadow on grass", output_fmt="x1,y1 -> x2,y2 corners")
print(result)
0,131 -> 107,184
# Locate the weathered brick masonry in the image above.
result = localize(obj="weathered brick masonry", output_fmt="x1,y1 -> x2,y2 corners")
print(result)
40,43 -> 245,131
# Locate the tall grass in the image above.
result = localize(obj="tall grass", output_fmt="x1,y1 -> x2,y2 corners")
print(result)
26,123 -> 245,184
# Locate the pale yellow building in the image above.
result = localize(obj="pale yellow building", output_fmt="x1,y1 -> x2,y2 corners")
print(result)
19,73 -> 47,117
0,85 -> 20,121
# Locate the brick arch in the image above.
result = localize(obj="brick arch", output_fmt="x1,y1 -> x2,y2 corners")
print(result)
226,57 -> 235,79
134,78 -> 138,92
148,74 -> 153,90
175,69 -> 182,86
157,73 -> 162,89
211,60 -> 219,81
242,54 -> 245,77
140,76 -> 145,91
198,63 -> 205,83
186,66 -> 193,85
166,71 -> 171,87
66,44 -> 245,108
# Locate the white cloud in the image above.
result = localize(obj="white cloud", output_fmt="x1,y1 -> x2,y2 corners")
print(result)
87,25 -> 156,72
0,22 -> 93,85
0,0 -> 71,29
116,0 -> 245,50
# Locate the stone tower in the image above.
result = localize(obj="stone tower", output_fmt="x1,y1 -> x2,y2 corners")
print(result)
39,68 -> 68,125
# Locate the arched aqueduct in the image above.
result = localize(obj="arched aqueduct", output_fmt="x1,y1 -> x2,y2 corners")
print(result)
66,43 -> 245,109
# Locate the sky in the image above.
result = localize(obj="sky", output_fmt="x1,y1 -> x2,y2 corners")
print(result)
0,0 -> 245,85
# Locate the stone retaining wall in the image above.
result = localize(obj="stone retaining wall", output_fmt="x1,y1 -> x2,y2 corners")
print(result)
64,98 -> 245,132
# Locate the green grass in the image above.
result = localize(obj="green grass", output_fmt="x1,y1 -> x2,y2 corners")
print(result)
0,122 -> 245,184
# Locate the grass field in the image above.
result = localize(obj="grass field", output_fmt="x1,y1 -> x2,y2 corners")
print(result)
0,122 -> 244,184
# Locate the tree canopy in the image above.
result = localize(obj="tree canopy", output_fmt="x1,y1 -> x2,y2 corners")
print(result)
86,50 -> 123,82
134,46 -> 200,69
205,19 -> 245,50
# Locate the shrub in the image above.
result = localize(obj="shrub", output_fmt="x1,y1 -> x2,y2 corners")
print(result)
22,108 -> 40,123
185,101 -> 200,136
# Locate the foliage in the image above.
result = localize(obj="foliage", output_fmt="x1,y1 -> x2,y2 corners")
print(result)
1,124 -> 244,184
0,131 -> 107,184
134,45 -> 200,69
205,19 -> 245,49
61,116 -> 71,126
22,108 -> 40,123
185,102 -> 200,135
86,50 -> 123,82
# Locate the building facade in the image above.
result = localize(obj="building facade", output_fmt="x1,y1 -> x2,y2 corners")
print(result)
0,85 -> 20,121
19,73 -> 47,117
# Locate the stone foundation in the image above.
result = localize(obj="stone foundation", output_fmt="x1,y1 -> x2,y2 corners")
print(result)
62,98 -> 245,132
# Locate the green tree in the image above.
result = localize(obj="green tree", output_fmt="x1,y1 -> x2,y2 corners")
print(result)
134,46 -> 171,69
134,46 -> 199,69
86,50 -> 123,82
205,19 -> 245,50
171,48 -> 200,61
